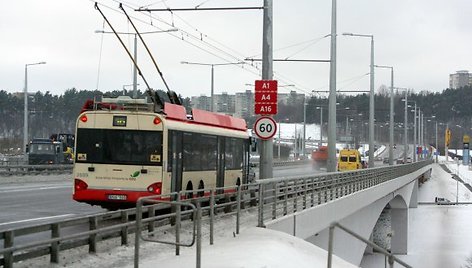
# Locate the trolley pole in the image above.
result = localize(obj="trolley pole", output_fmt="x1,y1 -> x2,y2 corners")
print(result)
259,0 -> 274,180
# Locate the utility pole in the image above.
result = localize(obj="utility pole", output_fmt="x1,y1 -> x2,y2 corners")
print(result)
327,0 -> 337,172
259,0 -> 273,180
404,92 -> 408,164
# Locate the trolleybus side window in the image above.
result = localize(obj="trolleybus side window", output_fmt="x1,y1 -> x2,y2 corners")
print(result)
225,138 -> 244,170
76,129 -> 162,165
182,132 -> 217,171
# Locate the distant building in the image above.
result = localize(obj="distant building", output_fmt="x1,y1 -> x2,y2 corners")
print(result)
235,90 -> 254,118
214,92 -> 235,114
449,70 -> 471,89
190,95 -> 211,111
191,90 -> 307,118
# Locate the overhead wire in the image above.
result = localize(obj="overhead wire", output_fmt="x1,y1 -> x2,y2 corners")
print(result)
92,0 -> 348,97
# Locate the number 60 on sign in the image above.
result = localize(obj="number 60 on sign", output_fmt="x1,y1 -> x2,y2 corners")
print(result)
254,116 -> 277,140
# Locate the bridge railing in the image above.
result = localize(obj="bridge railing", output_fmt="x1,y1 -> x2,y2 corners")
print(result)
0,160 -> 432,267
328,222 -> 412,268
256,160 -> 432,226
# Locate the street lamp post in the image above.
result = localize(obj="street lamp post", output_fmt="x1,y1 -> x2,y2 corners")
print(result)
303,97 -> 307,158
404,93 -> 408,163
375,65 -> 394,165
24,61 -> 46,158
316,106 -> 324,146
426,116 -> 437,161
181,61 -> 245,112
343,32 -> 375,167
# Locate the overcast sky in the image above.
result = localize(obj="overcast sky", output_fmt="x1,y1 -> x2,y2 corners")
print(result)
1,0 -> 471,98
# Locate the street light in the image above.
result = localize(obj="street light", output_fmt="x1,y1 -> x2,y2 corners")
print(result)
96,29 -> 177,98
375,65 -> 394,165
24,61 -> 46,158
181,61 -> 245,112
426,116 -> 437,162
343,32 -> 375,167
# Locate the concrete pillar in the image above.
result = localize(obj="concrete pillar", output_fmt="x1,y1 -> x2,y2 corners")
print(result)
390,207 -> 408,254
409,180 -> 418,208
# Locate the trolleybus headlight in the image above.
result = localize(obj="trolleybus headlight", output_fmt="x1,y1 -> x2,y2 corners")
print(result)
74,179 -> 88,191
147,182 -> 162,195
80,115 -> 88,123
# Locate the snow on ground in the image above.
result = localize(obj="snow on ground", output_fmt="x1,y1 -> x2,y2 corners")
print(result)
361,156 -> 472,268
0,173 -> 71,184
138,227 -> 356,268
17,206 -> 355,268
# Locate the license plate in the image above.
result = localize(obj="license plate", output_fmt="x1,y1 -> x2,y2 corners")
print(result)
107,194 -> 127,201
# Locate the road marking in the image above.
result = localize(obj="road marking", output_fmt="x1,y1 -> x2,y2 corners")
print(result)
0,214 -> 75,226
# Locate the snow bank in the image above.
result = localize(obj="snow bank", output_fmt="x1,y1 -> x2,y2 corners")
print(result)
139,227 -> 357,268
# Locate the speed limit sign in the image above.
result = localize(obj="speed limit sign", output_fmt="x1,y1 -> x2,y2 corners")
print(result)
254,116 -> 277,140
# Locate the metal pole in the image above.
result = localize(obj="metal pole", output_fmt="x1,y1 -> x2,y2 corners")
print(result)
368,36 -> 375,167
404,92 -> 408,163
278,122 -> 281,159
435,121 -> 438,162
23,65 -> 28,159
259,0 -> 274,180
303,97 -> 306,158
446,123 -> 449,161
389,67 -> 394,165
320,107 -> 323,146
133,34 -> 138,98
421,113 -> 424,158
210,65 -> 214,112
196,201 -> 202,268
327,0 -> 337,172
327,225 -> 335,268
413,104 -> 417,162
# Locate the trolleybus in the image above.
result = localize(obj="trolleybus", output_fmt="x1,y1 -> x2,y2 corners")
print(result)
73,96 -> 251,209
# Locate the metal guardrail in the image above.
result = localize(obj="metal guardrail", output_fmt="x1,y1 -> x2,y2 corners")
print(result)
0,160 -> 432,267
0,164 -> 72,176
251,159 -> 310,168
327,222 -> 412,268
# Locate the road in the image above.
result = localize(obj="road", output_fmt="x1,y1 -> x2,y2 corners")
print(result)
0,163 -> 320,230
0,145 -> 410,230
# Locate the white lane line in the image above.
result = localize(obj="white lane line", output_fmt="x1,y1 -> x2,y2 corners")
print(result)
0,214 -> 75,226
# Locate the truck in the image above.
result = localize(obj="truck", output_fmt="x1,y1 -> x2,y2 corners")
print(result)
311,146 -> 328,170
27,134 -> 75,165
27,138 -> 65,165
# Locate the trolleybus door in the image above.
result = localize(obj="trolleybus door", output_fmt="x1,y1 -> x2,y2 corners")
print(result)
216,137 -> 225,191
170,131 -> 183,195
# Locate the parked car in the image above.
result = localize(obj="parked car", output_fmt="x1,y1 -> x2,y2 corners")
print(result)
435,197 -> 451,205
383,157 -> 389,164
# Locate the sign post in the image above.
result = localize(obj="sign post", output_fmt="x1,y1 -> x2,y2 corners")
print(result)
253,79 -> 277,183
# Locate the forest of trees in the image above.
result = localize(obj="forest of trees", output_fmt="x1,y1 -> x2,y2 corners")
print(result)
1,85 -> 471,154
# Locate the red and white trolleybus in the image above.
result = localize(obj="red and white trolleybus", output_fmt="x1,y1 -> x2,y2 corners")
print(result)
73,96 -> 251,209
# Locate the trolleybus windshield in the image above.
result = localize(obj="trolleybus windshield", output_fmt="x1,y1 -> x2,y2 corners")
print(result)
76,129 -> 162,166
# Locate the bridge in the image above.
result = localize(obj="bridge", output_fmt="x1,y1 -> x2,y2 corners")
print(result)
259,161 -> 432,266
0,160 -> 432,267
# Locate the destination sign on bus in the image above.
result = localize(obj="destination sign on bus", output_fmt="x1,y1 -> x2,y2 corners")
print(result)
113,116 -> 127,127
